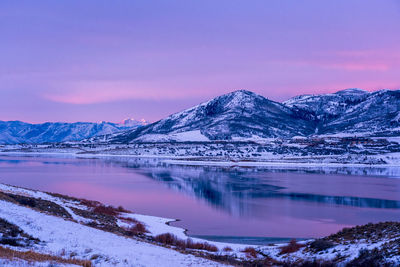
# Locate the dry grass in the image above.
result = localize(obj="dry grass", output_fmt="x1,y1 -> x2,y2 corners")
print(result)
93,205 -> 119,216
241,247 -> 258,258
222,246 -> 233,252
119,216 -> 140,224
82,199 -> 130,217
325,221 -> 400,243
0,245 -> 92,267
154,233 -> 218,252
279,239 -> 305,254
79,198 -> 101,208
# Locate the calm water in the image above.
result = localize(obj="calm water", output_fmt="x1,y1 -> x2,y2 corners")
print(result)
0,155 -> 399,241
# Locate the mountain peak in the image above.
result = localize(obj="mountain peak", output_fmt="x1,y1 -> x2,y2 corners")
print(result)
223,89 -> 261,99
120,118 -> 149,126
335,88 -> 369,95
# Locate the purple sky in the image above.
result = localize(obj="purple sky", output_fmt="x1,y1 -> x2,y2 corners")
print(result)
1,1 -> 399,123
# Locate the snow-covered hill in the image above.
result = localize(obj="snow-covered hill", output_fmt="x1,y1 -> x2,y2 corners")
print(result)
1,183 -> 399,266
0,120 -> 147,144
284,88 -> 400,136
108,88 -> 400,143
112,90 -> 316,143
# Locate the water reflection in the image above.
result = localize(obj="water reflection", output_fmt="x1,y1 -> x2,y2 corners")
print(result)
1,154 -> 400,238
134,162 -> 400,214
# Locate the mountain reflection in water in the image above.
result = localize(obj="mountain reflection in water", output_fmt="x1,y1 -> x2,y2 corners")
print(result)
1,155 -> 400,238
135,163 -> 400,216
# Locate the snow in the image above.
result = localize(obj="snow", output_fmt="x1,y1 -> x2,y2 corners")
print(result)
120,213 -> 187,239
120,213 -> 246,251
134,130 -> 209,142
0,259 -> 77,267
1,182 -> 399,265
172,130 -> 210,142
0,120 -> 144,144
0,200 -> 226,267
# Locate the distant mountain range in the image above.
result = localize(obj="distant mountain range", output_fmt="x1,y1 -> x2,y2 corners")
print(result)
1,89 -> 399,144
108,88 -> 400,143
0,119 -> 148,144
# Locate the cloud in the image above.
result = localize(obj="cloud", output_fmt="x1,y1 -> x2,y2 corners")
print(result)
43,80 -> 196,104
319,62 -> 390,71
284,49 -> 399,72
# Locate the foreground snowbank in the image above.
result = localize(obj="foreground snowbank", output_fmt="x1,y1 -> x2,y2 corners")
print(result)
0,183 -> 399,266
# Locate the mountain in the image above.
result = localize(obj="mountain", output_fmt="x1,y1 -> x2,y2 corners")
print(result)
109,88 -> 400,143
284,88 -> 400,136
110,90 -> 316,143
0,120 -> 146,144
120,118 -> 149,127
3,89 -> 399,145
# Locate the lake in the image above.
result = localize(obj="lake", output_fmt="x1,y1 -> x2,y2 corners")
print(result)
0,154 -> 399,243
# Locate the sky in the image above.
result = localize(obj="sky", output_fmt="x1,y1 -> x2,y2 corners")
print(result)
1,0 -> 399,123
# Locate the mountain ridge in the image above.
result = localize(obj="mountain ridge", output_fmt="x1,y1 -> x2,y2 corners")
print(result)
111,90 -> 317,143
108,88 -> 400,143
0,120 -> 147,144
1,88 -> 399,144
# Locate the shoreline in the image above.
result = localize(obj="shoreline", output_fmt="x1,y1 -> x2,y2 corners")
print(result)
2,150 -> 400,168
0,182 -> 399,266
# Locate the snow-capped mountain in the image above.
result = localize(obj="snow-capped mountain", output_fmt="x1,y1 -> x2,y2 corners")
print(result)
120,118 -> 149,127
109,88 -> 400,143
0,120 -> 146,144
284,88 -> 400,136
111,90 -> 316,142
2,89 -> 399,144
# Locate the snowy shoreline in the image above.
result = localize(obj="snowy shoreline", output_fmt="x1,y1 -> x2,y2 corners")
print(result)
2,150 -> 400,169
0,183 -> 399,266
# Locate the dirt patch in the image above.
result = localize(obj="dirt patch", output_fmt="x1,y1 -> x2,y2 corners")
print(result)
0,192 -> 17,203
4,193 -> 72,219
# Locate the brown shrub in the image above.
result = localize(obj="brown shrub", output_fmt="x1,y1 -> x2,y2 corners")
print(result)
223,246 -> 233,252
93,205 -> 118,216
154,233 -> 178,245
127,222 -> 148,236
79,198 -> 101,208
174,239 -> 187,250
116,206 -> 130,213
0,246 -> 92,267
242,247 -> 258,258
202,243 -> 218,252
119,216 -> 139,224
280,239 -> 305,254
154,234 -> 218,252
186,239 -> 218,252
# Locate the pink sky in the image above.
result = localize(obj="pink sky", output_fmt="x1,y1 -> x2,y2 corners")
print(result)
0,1 -> 399,123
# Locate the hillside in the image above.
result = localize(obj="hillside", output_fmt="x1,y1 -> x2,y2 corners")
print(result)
108,88 -> 400,143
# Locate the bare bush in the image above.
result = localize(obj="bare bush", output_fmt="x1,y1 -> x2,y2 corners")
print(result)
280,239 -> 305,254
154,233 -> 218,252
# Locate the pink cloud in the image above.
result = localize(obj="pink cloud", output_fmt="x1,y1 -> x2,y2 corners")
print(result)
319,62 -> 390,71
43,80 -> 204,104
